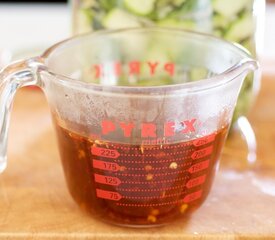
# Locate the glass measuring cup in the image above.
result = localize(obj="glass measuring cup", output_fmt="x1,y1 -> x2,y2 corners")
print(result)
0,28 -> 258,227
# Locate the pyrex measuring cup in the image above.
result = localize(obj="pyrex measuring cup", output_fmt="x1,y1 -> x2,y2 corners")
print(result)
0,28 -> 258,227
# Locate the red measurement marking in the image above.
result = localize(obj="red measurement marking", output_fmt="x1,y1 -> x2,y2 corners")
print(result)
186,175 -> 206,189
124,175 -> 190,184
125,191 -> 185,199
96,189 -> 122,201
116,170 -> 190,177
193,133 -> 216,147
92,159 -> 120,172
120,149 -> 193,157
117,184 -> 185,192
91,146 -> 120,159
94,174 -> 121,186
116,199 -> 185,207
111,142 -> 193,150
183,190 -> 202,203
115,155 -> 191,164
188,160 -> 210,173
125,161 -> 192,171
191,146 -> 213,160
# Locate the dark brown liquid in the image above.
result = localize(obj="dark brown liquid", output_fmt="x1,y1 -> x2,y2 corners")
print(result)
54,122 -> 228,226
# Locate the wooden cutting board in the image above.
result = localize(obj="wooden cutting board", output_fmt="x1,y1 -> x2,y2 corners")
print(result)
0,74 -> 275,239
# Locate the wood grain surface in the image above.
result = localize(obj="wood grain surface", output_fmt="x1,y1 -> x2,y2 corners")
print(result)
0,74 -> 275,239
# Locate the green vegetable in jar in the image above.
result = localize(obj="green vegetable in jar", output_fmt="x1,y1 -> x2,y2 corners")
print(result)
73,0 -> 260,123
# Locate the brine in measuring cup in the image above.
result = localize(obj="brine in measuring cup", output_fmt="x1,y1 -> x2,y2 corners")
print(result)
54,118 -> 228,226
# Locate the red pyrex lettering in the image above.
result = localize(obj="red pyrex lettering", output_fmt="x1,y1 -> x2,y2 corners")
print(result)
93,61 -> 175,78
101,119 -> 196,138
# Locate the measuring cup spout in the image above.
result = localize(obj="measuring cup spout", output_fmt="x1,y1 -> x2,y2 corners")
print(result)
225,58 -> 259,80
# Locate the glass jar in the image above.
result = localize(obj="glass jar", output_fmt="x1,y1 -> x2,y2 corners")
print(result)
71,0 -> 265,123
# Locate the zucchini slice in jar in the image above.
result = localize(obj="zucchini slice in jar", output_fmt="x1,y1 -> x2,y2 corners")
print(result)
212,0 -> 249,17
224,13 -> 254,42
103,8 -> 141,29
124,0 -> 156,15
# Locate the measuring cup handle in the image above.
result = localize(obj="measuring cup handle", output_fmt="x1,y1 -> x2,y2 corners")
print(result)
0,57 -> 44,172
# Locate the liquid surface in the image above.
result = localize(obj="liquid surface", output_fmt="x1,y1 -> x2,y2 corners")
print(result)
54,122 -> 228,226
